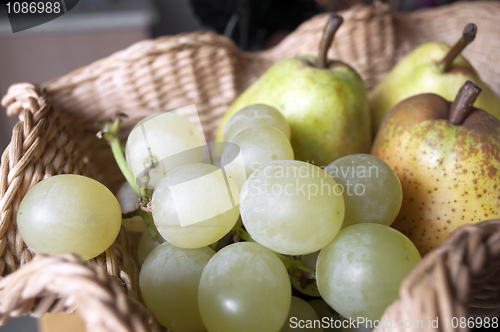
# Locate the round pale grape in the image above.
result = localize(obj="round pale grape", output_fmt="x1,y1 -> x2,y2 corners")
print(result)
290,251 -> 320,297
126,112 -> 204,189
17,174 -> 121,260
223,104 -> 291,142
280,297 -> 322,332
240,160 -> 345,255
116,181 -> 145,232
324,154 -> 402,228
137,229 -> 164,266
316,223 -> 421,321
140,242 -> 214,332
198,242 -> 291,332
151,163 -> 240,248
221,126 -> 294,190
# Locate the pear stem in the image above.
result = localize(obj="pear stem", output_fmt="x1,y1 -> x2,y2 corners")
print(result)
449,81 -> 481,125
437,23 -> 477,73
314,14 -> 343,69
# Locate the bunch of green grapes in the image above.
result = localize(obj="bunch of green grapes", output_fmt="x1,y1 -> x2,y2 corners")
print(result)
17,104 -> 423,332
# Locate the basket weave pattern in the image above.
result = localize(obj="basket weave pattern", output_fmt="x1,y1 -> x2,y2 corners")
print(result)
1,2 -> 500,331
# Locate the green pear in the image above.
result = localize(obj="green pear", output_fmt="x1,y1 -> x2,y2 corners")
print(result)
217,15 -> 371,167
371,81 -> 500,255
370,23 -> 500,137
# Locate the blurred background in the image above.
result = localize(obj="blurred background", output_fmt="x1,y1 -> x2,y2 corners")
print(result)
0,0 -> 471,153
0,0 -> 486,331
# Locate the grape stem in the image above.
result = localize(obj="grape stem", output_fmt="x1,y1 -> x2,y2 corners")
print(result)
98,115 -> 160,242
122,209 -> 161,245
232,224 -> 254,242
97,116 -> 142,196
278,255 -> 316,283
231,225 -> 316,282
137,209 -> 161,245
97,116 -> 151,200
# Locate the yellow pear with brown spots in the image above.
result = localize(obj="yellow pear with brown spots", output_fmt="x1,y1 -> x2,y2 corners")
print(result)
371,81 -> 500,255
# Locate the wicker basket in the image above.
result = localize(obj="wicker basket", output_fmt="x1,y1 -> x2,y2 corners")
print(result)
1,2 -> 500,331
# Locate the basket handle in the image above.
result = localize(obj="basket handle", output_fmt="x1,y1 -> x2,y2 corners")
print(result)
0,253 -> 159,332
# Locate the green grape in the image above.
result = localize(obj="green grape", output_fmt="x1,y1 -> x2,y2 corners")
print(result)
316,223 -> 421,321
290,251 -> 320,297
281,296 -> 323,332
151,163 -> 239,248
140,242 -> 214,332
221,126 -> 294,190
125,112 -> 204,189
240,160 -> 345,255
198,242 -> 291,332
324,154 -> 402,228
308,299 -> 342,332
137,229 -> 164,266
17,174 -> 121,260
223,104 -> 291,142
116,181 -> 145,232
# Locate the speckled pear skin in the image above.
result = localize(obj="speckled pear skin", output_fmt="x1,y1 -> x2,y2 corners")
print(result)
217,56 -> 371,167
369,42 -> 500,137
371,93 -> 500,255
